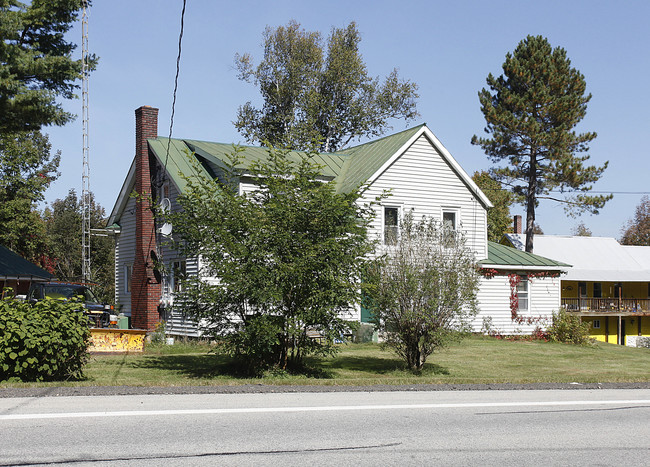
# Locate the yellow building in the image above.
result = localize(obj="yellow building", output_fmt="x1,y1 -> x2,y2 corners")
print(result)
503,231 -> 650,346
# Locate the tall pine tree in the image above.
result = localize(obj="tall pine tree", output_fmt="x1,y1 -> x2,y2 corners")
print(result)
472,35 -> 610,252
0,0 -> 97,132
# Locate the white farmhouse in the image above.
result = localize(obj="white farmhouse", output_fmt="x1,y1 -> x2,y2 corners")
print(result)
108,106 -> 567,336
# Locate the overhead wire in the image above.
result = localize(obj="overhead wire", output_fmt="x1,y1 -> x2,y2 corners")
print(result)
157,0 -> 187,324
162,0 -> 187,181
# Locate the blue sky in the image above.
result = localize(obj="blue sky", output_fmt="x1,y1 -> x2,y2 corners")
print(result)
44,0 -> 650,238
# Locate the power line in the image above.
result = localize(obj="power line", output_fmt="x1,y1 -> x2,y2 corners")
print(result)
163,0 -> 187,175
549,191 -> 650,195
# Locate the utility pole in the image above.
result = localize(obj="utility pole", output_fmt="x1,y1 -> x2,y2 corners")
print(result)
81,0 -> 91,283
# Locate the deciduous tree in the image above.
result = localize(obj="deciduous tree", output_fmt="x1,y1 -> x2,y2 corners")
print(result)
572,222 -> 592,237
368,212 -> 479,371
0,131 -> 59,268
170,147 -> 377,373
472,35 -> 611,253
235,21 -> 418,152
43,189 -> 114,303
620,196 -> 650,246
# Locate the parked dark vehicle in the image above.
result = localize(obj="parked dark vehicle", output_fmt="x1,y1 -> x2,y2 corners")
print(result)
27,282 -> 114,327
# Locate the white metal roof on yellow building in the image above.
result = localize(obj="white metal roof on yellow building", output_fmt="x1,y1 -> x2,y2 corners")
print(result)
503,234 -> 650,282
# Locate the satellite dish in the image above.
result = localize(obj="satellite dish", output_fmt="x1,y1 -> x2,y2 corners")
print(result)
158,223 -> 173,237
160,197 -> 171,213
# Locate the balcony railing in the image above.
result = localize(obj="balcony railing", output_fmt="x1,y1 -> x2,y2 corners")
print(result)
563,298 -> 650,313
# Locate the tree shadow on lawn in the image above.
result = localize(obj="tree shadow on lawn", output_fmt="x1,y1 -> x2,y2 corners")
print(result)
128,352 -> 450,381
129,354 -> 336,380
129,354 -> 233,380
321,355 -> 451,376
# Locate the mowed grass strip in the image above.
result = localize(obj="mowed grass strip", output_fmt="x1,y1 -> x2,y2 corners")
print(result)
2,336 -> 649,388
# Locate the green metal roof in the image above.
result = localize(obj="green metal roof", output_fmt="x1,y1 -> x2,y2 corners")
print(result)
147,138 -> 210,194
184,140 -> 346,180
332,125 -> 425,193
0,244 -> 53,280
479,241 -> 571,269
146,125 -> 425,195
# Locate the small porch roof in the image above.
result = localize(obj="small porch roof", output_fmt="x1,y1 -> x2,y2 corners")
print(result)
478,241 -> 570,271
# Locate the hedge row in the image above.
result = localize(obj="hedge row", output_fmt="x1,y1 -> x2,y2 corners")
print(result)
0,298 -> 90,382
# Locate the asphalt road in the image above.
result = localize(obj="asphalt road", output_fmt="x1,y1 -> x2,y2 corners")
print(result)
1,389 -> 650,466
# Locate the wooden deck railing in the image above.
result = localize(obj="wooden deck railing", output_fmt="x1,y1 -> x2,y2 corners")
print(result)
563,298 -> 650,313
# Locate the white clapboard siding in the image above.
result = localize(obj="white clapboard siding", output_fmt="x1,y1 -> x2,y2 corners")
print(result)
114,196 -> 137,315
529,275 -> 562,320
359,134 -> 488,260
239,176 -> 258,195
475,275 -> 560,334
157,181 -> 202,337
163,255 -> 202,337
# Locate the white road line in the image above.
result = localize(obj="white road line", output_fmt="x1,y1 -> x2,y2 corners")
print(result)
2,399 -> 650,421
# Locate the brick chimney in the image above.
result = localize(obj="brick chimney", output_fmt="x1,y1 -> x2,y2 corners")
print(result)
513,215 -> 522,234
131,106 -> 161,331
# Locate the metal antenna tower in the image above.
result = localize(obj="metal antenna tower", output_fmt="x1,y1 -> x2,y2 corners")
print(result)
81,1 -> 91,282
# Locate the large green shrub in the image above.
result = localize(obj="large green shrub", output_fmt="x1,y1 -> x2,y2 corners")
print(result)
0,297 -> 90,381
547,308 -> 591,345
222,314 -> 284,375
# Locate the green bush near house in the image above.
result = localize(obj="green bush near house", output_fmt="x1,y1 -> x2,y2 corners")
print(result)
0,297 -> 90,382
547,308 -> 592,345
354,323 -> 376,343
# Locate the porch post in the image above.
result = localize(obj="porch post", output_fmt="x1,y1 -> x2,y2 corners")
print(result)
618,315 -> 622,345
639,317 -> 642,336
605,318 -> 609,343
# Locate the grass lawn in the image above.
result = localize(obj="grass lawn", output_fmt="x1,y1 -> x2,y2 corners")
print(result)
0,336 -> 650,387
2,335 -> 650,388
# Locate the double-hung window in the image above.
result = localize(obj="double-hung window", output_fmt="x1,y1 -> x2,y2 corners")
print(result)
442,210 -> 457,231
172,260 -> 186,293
517,276 -> 529,312
441,208 -> 460,246
384,206 -> 399,245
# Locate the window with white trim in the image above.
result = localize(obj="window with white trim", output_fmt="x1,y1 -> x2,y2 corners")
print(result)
442,210 -> 457,231
517,276 -> 529,312
172,260 -> 186,293
593,320 -> 601,329
383,206 -> 399,245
